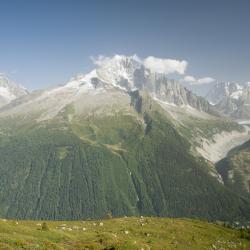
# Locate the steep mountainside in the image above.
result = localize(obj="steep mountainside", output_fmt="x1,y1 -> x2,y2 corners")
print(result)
217,140 -> 250,199
0,75 -> 28,107
0,92 -> 249,221
0,55 -> 249,221
0,57 -> 247,167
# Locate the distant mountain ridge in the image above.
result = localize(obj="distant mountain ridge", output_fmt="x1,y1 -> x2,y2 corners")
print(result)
205,82 -> 250,120
0,55 -> 217,120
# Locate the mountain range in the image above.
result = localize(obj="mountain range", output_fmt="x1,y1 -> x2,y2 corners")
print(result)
0,55 -> 249,221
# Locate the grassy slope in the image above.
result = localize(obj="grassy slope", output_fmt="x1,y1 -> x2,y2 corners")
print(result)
0,217 -> 249,250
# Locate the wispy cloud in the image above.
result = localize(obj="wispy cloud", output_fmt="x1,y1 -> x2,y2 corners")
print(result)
90,55 -> 113,67
143,56 -> 188,75
182,75 -> 215,85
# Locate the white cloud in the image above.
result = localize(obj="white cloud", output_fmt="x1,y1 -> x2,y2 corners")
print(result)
197,77 -> 215,84
143,56 -> 188,75
90,54 -> 188,75
183,75 -> 196,83
90,55 -> 112,67
182,75 -> 215,85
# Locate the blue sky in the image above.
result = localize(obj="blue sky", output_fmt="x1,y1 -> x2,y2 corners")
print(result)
0,0 -> 249,90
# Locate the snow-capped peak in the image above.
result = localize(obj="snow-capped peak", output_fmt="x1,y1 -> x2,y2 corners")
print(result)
0,75 -> 28,105
63,55 -> 145,93
235,83 -> 244,90
95,54 -> 142,88
66,70 -> 97,89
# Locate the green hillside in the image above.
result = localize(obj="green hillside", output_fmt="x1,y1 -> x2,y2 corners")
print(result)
0,217 -> 249,250
0,95 -> 249,221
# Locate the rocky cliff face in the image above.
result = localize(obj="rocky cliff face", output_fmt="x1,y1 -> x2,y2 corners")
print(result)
146,75 -> 215,114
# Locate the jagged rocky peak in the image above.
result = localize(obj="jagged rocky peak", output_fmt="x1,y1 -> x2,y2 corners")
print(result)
0,74 -> 28,106
206,82 -> 245,105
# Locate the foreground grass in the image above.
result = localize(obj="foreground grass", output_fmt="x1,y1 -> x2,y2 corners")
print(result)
0,217 -> 249,250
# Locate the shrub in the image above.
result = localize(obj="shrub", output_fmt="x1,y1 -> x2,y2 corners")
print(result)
42,222 -> 49,231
